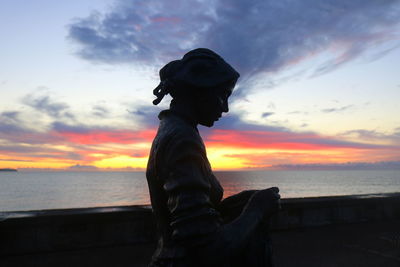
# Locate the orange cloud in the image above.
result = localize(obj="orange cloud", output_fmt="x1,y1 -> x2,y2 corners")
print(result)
202,129 -> 399,169
204,129 -> 392,150
1,125 -> 398,170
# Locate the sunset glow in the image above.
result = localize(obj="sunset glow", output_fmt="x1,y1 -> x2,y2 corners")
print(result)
1,125 -> 398,170
1,1 -> 399,171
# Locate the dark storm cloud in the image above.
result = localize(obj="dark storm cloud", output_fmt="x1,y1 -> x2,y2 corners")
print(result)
22,93 -> 74,119
69,0 -> 400,89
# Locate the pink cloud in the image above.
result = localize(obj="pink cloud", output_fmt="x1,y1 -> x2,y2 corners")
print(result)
204,129 -> 394,151
53,129 -> 156,145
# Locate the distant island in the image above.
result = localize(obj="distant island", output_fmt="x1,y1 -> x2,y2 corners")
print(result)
0,168 -> 18,172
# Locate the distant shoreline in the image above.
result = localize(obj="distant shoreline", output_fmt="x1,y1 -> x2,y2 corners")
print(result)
0,168 -> 17,172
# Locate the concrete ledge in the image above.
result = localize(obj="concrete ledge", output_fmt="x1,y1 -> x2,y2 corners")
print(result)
271,192 -> 400,229
1,193 -> 400,257
0,206 -> 156,256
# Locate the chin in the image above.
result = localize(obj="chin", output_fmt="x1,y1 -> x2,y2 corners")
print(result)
199,120 -> 215,127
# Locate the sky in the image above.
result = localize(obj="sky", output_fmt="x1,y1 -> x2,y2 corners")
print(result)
0,0 -> 400,171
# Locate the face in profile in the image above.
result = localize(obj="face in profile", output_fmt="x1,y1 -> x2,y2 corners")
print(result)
196,85 -> 234,127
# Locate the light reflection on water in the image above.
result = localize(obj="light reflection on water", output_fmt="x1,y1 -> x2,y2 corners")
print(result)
0,170 -> 399,211
217,170 -> 400,199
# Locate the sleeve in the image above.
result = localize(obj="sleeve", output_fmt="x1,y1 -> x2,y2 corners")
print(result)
163,135 -> 221,247
218,190 -> 258,223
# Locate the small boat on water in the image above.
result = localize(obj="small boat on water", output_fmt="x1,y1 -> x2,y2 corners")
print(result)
0,168 -> 17,172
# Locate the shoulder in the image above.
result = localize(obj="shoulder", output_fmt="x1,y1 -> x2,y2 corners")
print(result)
157,110 -> 201,145
154,111 -> 205,162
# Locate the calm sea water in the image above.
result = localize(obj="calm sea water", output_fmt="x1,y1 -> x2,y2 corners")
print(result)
1,170 -> 399,212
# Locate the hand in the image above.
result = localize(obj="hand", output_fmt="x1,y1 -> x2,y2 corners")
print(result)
251,187 -> 281,216
267,187 -> 281,210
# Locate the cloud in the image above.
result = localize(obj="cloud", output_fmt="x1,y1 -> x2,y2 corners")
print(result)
0,118 -> 156,167
126,104 -> 161,127
22,92 -> 74,119
202,113 -> 287,132
0,92 -> 158,167
1,111 -> 398,168
0,143 -> 84,161
340,129 -> 400,143
204,128 -> 396,151
68,164 -> 98,170
92,104 -> 109,117
0,115 -> 156,147
1,89 -> 399,168
0,118 -> 53,144
321,105 -> 353,113
0,111 -> 20,123
287,111 -> 309,115
0,144 -> 62,154
0,158 -> 33,162
200,112 -> 398,152
261,112 -> 274,118
51,121 -> 155,145
68,0 -> 213,65
342,129 -> 382,138
273,161 -> 400,170
68,0 -> 400,91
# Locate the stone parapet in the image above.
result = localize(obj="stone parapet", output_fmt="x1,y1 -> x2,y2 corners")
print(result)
1,193 -> 399,256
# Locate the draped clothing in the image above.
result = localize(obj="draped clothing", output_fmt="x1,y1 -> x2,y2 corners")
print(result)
146,110 -> 273,267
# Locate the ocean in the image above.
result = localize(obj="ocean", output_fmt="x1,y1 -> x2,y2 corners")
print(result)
1,170 -> 399,212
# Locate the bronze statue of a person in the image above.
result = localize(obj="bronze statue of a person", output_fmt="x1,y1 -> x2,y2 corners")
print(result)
146,48 -> 280,267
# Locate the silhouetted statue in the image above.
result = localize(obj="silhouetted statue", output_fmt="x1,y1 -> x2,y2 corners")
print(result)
146,48 -> 280,267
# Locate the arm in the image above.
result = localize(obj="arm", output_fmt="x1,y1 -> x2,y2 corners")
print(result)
216,187 -> 280,254
195,187 -> 281,264
218,190 -> 258,223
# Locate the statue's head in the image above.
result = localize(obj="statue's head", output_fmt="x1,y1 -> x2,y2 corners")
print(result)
153,48 -> 240,127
